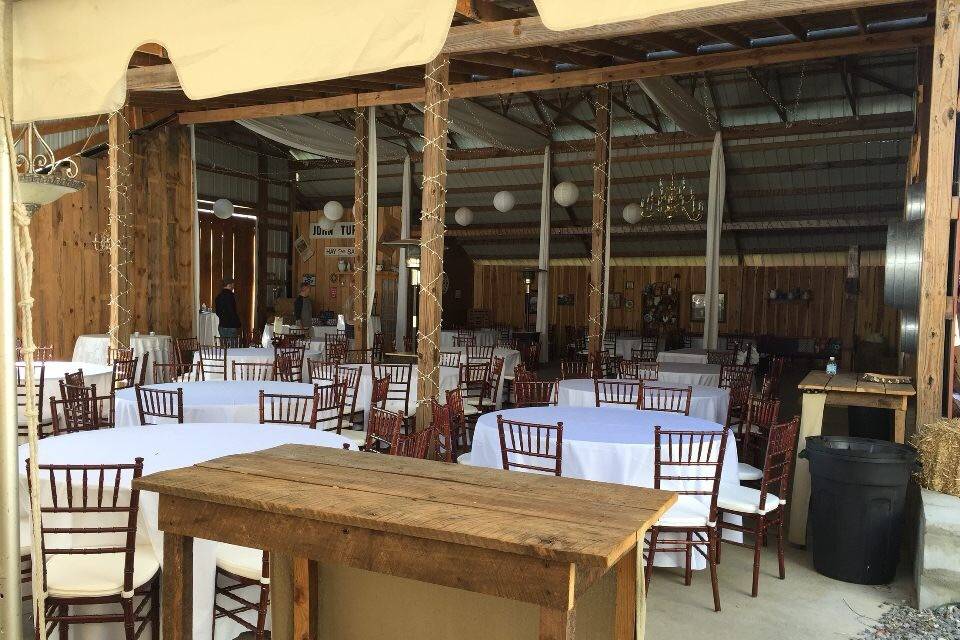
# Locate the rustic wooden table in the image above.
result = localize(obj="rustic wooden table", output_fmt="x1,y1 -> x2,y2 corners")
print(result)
135,444 -> 675,640
789,371 -> 916,545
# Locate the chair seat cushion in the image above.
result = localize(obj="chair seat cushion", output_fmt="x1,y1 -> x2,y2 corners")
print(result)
46,543 -> 160,598
216,543 -> 267,582
655,497 -> 712,528
456,452 -> 472,464
718,484 -> 783,515
339,430 -> 367,448
737,462 -> 763,482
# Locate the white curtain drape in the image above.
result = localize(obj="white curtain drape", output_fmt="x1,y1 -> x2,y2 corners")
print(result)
395,156 -> 412,352
366,106 -> 378,349
533,0 -> 739,31
703,131 -> 725,350
536,146 -> 551,363
238,115 -> 405,162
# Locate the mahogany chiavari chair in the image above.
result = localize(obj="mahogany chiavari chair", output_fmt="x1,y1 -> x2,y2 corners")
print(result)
212,547 -> 270,640
477,356 -> 505,412
19,344 -> 55,361
313,381 -> 347,433
344,348 -> 373,365
641,336 -> 659,354
646,426 -> 729,612
325,340 -> 347,364
439,351 -> 461,368
738,396 -> 783,482
759,373 -> 778,399
619,360 -> 659,381
16,362 -> 49,437
767,354 -> 786,383
111,357 -> 139,393
258,386 -> 319,428
513,379 -> 558,408
588,350 -> 617,378
152,362 -> 201,384
106,346 -> 134,365
707,349 -> 736,366
452,334 -> 476,348
362,407 -> 404,454
594,378 -> 641,408
725,383 -> 752,434
50,390 -> 102,435
307,359 -> 339,384
497,337 -> 520,351
232,361 -> 275,381
497,416 -> 563,476
373,363 -> 414,418
274,350 -> 302,383
198,345 -> 228,381
174,337 -> 199,366
521,341 -> 541,371
394,421 -> 446,460
466,344 -> 494,364
457,362 -> 490,418
630,346 -> 658,363
135,384 -> 184,425
717,416 -> 800,597
720,363 -> 755,390
63,369 -> 85,388
372,332 -> 385,363
445,388 -> 471,453
560,359 -> 592,380
216,334 -> 244,349
27,457 -> 159,640
426,399 -> 456,462
639,384 -> 693,415
336,365 -> 363,428
60,380 -> 115,429
724,335 -> 743,352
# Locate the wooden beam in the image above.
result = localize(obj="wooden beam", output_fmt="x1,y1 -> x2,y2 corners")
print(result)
916,0 -> 960,428
839,58 -> 859,118
415,55 -> 451,429
455,52 -> 554,74
700,25 -> 751,48
353,108 -> 369,351
588,85 -> 610,358
775,16 -> 809,40
635,32 -> 699,56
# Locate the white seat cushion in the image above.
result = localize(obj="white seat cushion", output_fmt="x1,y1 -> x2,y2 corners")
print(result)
216,543 -> 267,582
46,543 -> 160,598
340,430 -> 367,448
456,452 -> 472,464
737,462 -> 763,482
655,497 -> 712,528
462,402 -> 481,416
20,520 -> 31,556
718,484 -> 783,515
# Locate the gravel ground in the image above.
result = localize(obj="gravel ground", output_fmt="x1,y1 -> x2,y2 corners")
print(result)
854,603 -> 960,639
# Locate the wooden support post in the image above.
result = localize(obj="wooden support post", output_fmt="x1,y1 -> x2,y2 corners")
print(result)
539,606 -> 576,640
353,108 -> 369,350
255,145 -> 269,329
916,0 -> 960,427
161,533 -> 193,640
415,54 -> 451,429
587,85 -> 611,357
613,546 -> 638,639
107,109 -> 131,349
841,245 -> 859,370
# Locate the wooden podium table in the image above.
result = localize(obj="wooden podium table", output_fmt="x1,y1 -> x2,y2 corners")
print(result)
135,444 -> 675,640
789,371 -> 915,545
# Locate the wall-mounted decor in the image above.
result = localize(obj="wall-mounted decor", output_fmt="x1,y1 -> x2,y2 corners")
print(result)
557,293 -> 575,306
624,299 -> 634,310
302,273 -> 316,286
609,292 -> 622,309
311,221 -> 355,239
642,282 -> 680,332
625,281 -> 634,290
691,293 -> 726,323
329,286 -> 338,300
323,246 -> 356,258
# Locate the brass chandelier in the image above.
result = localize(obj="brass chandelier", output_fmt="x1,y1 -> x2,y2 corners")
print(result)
638,174 -> 703,222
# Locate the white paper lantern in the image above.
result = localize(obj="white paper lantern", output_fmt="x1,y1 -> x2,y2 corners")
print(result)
493,190 -> 516,213
454,207 -> 474,227
318,217 -> 335,232
212,198 -> 234,220
553,181 -> 579,207
622,203 -> 643,224
323,200 -> 344,221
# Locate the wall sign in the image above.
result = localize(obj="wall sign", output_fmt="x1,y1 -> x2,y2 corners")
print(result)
324,247 -> 356,257
310,221 -> 355,239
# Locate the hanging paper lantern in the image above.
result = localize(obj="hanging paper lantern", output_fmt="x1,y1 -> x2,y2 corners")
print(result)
323,200 -> 344,221
553,181 -> 579,207
493,190 -> 516,213
454,207 -> 474,227
318,217 -> 335,232
622,203 -> 643,224
212,198 -> 234,220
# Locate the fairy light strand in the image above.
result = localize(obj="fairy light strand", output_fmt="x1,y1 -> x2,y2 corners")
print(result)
105,109 -> 134,349
587,85 -> 611,358
352,107 -> 368,348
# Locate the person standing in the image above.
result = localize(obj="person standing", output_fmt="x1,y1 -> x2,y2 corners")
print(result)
214,278 -> 242,342
294,283 -> 313,328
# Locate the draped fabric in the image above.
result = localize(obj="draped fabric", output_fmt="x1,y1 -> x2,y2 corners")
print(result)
635,78 -> 715,137
366,107 -> 379,349
415,100 -> 548,151
533,0 -> 739,31
536,146 -> 551,363
703,132 -> 725,350
238,115 -> 405,162
395,156 -> 412,352
601,121 -> 613,340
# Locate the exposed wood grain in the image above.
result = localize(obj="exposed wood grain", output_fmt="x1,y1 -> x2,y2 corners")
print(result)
613,545 -> 637,640
271,553 -> 294,640
353,108 -> 369,350
539,606 -> 576,640
107,110 -> 128,349
292,556 -> 311,640
588,85 -> 610,357
162,533 -> 193,640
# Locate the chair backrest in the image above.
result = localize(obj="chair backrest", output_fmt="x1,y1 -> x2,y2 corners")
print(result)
768,355 -> 786,381
232,361 -> 275,381
439,351 -> 461,368
198,345 -> 228,380
371,374 -> 391,409
364,407 -> 404,453
630,346 -> 657,362
641,384 -> 693,415
63,369 -> 85,389
336,365 -> 362,417
521,341 -> 541,369
720,363 -> 754,390
654,426 -> 728,520
560,359 -> 591,380
466,344 -> 494,363
497,337 -> 520,351
27,458 -> 144,596
373,364 -> 414,415
514,363 -> 537,382
216,334 -> 244,348
594,379 -> 641,407
344,349 -> 372,364
513,380 -> 558,408
325,340 -> 347,364
372,332 -> 385,362
274,349 -> 302,383
314,381 -> 347,432
707,349 -> 736,366
757,416 -> 801,511
50,388 -> 101,435
112,357 -> 138,392
259,386 -> 318,428
174,337 -> 199,366
308,359 -> 340,384
759,373 -> 778,398
497,416 -> 563,475
427,399 -> 455,462
107,346 -> 134,365
458,362 -> 490,402
444,388 -> 470,453
16,363 -> 45,426
747,395 -> 781,429
135,384 -> 184,425
452,335 -> 476,347
484,356 -> 505,404
152,362 -> 201,384
619,360 -> 659,381
21,345 -> 55,362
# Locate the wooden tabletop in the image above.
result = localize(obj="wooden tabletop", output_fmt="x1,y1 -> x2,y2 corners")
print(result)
797,371 -> 916,397
135,444 -> 675,569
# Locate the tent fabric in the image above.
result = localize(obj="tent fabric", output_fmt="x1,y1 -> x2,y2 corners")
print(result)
532,0 -> 738,31
703,131 -> 725,350
536,146 -> 551,363
237,115 -> 406,162
12,0 -> 457,123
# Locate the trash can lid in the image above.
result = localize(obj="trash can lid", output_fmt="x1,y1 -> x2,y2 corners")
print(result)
804,436 -> 917,463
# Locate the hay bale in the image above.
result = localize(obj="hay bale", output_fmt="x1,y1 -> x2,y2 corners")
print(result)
913,418 -> 960,498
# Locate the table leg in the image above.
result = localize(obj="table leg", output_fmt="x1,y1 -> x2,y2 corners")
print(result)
292,556 -> 312,640
788,392 -> 826,546
894,403 -> 906,444
613,547 -> 637,640
271,553 -> 293,640
162,533 -> 193,640
539,606 -> 576,640
637,549 -> 647,640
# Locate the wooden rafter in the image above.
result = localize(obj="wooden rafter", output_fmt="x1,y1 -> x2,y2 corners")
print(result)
611,91 -> 662,133
700,25 -> 751,49
839,58 -> 860,117
774,16 -> 809,40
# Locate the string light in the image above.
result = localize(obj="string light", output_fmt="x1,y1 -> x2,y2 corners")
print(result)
105,109 -> 134,350
352,107 -> 368,347
587,85 -> 611,358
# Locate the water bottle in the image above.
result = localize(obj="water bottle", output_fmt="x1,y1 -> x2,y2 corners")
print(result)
826,356 -> 838,375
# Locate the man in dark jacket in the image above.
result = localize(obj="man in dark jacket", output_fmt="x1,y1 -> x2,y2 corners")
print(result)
294,283 -> 313,328
214,278 -> 242,341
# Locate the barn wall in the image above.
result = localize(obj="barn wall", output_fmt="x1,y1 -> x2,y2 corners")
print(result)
24,124 -> 194,359
473,264 -> 898,349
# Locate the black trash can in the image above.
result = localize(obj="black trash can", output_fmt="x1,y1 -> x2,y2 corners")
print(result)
801,436 -> 917,585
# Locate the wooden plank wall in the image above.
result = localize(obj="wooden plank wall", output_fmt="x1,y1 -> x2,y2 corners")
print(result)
24,124 -> 194,358
197,213 -> 257,329
473,264 -> 898,348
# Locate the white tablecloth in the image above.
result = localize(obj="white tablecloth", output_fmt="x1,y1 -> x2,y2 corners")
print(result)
198,313 -> 219,345
439,328 -> 499,347
467,406 -> 739,569
441,346 -> 520,407
556,379 -> 729,424
341,364 -> 460,423
656,362 -> 721,387
657,347 -> 711,364
114,381 -> 318,427
192,347 -> 320,382
72,334 -> 173,376
614,336 -> 653,360
18,423 -> 352,640
19,361 -> 114,425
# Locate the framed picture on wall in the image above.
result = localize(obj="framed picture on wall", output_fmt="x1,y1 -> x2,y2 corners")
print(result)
624,299 -> 634,310
609,292 -> 622,309
691,293 -> 726,323
557,293 -> 575,306
625,281 -> 634,290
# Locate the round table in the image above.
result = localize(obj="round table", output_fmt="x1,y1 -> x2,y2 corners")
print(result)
340,364 -> 460,423
18,423 -> 352,640
656,362 -> 721,387
114,381 -> 317,426
192,347 -> 321,382
72,334 -> 173,380
441,346 -> 520,407
657,348 -> 713,365
466,406 -> 740,569
439,328 -> 499,347
556,378 -> 729,424
20,361 -> 113,426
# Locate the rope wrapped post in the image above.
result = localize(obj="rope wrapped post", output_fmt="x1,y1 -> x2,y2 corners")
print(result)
415,54 -> 451,430
107,108 -> 133,350
587,84 -> 611,358
352,107 -> 369,350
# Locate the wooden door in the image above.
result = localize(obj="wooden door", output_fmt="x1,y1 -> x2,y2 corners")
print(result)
199,213 -> 257,331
